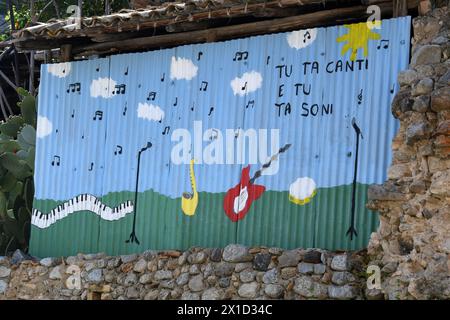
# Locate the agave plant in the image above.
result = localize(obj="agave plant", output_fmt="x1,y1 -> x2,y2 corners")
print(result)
0,88 -> 36,254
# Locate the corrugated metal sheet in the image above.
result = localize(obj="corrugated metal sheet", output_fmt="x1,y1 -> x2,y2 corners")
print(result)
31,17 -> 411,257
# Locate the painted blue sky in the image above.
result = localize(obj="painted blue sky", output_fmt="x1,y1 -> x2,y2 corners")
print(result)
35,17 -> 411,201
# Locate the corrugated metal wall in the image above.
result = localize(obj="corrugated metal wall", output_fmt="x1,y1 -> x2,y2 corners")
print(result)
31,17 -> 411,257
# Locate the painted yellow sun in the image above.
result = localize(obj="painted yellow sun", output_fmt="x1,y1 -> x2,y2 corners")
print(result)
336,22 -> 382,61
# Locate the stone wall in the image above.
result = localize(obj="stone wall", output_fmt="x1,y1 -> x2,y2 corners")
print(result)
0,246 -> 368,300
367,6 -> 450,300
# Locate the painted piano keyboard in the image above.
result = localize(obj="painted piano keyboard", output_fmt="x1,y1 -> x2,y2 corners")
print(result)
31,194 -> 133,229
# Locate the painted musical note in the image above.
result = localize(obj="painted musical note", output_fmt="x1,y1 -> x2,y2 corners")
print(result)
51,155 -> 60,166
67,83 -> 81,93
162,126 -> 170,135
197,52 -> 203,61
233,51 -> 249,61
199,81 -> 208,91
303,31 -> 311,43
161,73 -> 165,82
208,107 -> 214,116
357,89 -> 363,105
71,109 -> 75,118
246,100 -> 255,109
390,84 -> 395,94
114,145 -> 123,155
124,67 -> 129,76
377,39 -> 389,49
147,91 -> 157,101
241,82 -> 247,91
93,110 -> 103,120
113,84 -> 126,95
191,102 -> 195,112
88,162 -> 94,171
209,129 -> 219,141
266,56 -> 270,65
173,97 -> 178,107
122,103 -> 127,116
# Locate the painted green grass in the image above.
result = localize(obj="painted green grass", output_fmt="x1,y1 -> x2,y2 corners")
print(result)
30,183 -> 378,257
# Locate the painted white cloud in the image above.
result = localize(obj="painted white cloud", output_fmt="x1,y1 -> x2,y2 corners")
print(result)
289,177 -> 317,202
287,28 -> 318,49
137,102 -> 165,122
230,71 -> 263,96
170,56 -> 198,80
47,62 -> 71,78
90,77 -> 117,98
36,116 -> 53,138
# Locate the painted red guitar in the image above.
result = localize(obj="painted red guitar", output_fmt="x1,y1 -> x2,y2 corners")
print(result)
223,144 -> 291,222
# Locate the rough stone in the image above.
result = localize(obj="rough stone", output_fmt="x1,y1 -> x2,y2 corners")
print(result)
298,262 -> 314,275
0,280 -> 8,294
39,257 -> 59,268
262,268 -> 279,284
250,254 -> 270,272
332,272 -> 357,285
235,262 -> 252,273
238,282 -> 259,298
139,274 -> 152,284
431,87 -> 450,111
188,252 -> 207,264
331,255 -> 348,271
411,45 -> 442,66
412,78 -> 434,96
124,272 -> 138,286
120,254 -> 138,264
240,269 -> 256,283
49,266 -> 63,280
188,275 -> 205,292
303,250 -> 321,263
181,292 -> 200,300
201,287 -> 223,300
430,169 -> 450,196
209,248 -> 223,262
176,273 -> 189,286
0,266 -> 11,278
294,276 -> 328,298
278,250 -> 301,267
87,269 -> 103,283
406,121 -> 432,145
265,284 -> 284,299
144,290 -> 159,300
392,89 -> 414,117
214,262 -> 235,277
222,244 -> 253,263
328,285 -> 357,300
11,249 -> 31,265
154,270 -> 172,281
133,259 -> 147,273
218,277 -> 231,288
398,69 -> 418,86
314,264 -> 327,275
412,95 -> 430,112
126,287 -> 140,299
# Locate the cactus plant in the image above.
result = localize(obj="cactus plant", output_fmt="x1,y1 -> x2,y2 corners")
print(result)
0,88 -> 36,254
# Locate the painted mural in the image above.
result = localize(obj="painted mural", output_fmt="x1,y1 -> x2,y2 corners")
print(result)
31,17 -> 411,256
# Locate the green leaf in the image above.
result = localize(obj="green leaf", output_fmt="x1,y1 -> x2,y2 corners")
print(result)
8,182 -> 23,210
3,215 -> 24,243
19,95 -> 37,127
18,207 -> 30,227
0,140 -> 21,153
19,125 -> 36,146
25,147 -> 35,170
0,152 -> 32,179
16,87 -> 29,97
0,173 -> 17,193
0,191 -> 7,219
17,132 -> 33,150
0,116 -> 24,138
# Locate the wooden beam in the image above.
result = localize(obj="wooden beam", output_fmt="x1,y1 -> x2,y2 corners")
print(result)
60,44 -> 73,62
74,2 -> 395,56
393,0 -> 408,16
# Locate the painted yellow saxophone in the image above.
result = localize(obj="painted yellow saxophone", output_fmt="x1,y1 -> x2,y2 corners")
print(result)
181,159 -> 198,216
